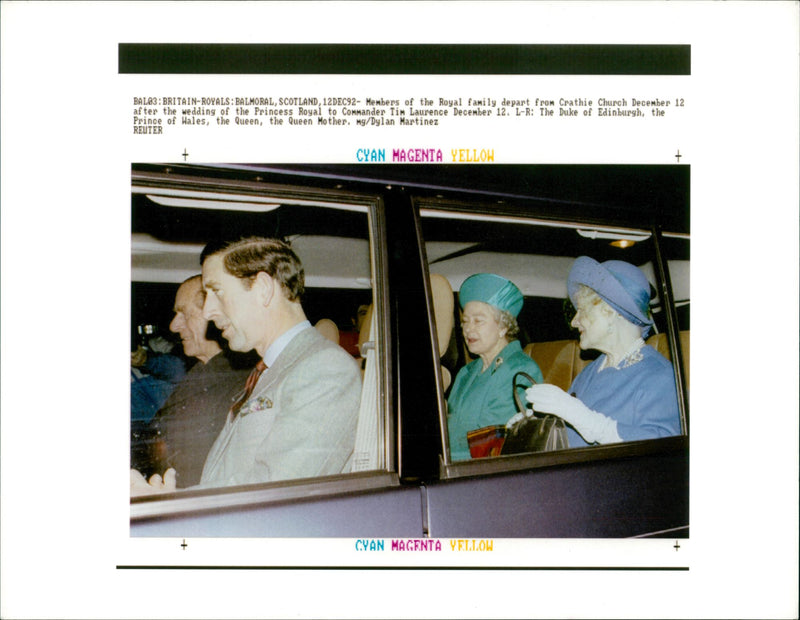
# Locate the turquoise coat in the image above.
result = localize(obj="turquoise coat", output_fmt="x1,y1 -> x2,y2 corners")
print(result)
447,340 -> 543,461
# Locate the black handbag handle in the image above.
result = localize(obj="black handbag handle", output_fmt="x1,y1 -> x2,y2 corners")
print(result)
512,371 -> 539,415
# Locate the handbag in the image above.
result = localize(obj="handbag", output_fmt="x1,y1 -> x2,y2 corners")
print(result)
502,371 -> 569,454
466,425 -> 507,458
466,371 -> 569,458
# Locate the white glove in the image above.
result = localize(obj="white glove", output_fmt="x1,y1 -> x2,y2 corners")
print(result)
505,410 -> 530,428
524,384 -> 622,444
130,467 -> 177,497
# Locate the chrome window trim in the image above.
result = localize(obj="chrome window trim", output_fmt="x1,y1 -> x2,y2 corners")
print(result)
440,435 -> 688,480
370,196 -> 395,474
131,471 -> 401,521
132,169 -> 375,213
630,524 -> 690,539
418,203 -> 655,237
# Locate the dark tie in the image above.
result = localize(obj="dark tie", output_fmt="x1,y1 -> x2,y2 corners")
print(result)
230,360 -> 267,419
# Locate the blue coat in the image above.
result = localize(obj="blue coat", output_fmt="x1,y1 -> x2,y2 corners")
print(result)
447,340 -> 543,461
567,345 -> 681,447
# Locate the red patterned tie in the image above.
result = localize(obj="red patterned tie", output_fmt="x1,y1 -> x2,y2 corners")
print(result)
230,360 -> 267,418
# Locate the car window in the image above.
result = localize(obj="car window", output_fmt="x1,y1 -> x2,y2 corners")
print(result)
663,233 -> 690,332
130,167 -> 388,501
419,206 -> 689,470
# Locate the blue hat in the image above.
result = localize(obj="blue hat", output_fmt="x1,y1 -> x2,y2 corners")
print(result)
459,273 -> 524,318
567,257 -> 654,334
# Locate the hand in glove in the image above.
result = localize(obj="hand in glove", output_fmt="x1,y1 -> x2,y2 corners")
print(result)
505,410 -> 527,428
523,384 -> 622,445
130,467 -> 177,497
505,383 -> 578,427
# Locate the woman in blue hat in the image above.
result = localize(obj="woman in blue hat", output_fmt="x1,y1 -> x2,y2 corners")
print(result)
520,257 -> 681,447
447,273 -> 543,461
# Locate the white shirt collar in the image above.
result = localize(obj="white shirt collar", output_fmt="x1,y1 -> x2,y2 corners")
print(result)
262,320 -> 312,368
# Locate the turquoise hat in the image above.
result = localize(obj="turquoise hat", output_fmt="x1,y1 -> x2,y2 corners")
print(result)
459,273 -> 524,318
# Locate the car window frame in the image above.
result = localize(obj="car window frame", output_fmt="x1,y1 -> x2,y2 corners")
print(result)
414,198 -> 690,479
130,167 -> 398,522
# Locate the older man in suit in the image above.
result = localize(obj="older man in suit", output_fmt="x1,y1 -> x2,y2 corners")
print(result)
144,275 -> 253,487
132,237 -> 361,494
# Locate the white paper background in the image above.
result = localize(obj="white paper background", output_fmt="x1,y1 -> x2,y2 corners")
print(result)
1,2 -> 798,618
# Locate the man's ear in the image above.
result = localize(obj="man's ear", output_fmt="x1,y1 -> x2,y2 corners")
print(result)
254,271 -> 275,307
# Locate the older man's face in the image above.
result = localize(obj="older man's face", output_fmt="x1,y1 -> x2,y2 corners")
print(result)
202,255 -> 264,354
169,278 -> 215,361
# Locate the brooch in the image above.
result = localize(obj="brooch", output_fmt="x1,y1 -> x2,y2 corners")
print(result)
491,357 -> 504,375
240,395 -> 274,416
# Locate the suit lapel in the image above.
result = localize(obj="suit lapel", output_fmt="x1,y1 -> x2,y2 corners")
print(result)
250,327 -> 321,398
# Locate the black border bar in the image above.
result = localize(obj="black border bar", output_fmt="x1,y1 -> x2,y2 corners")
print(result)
119,44 -> 690,75
117,565 -> 689,571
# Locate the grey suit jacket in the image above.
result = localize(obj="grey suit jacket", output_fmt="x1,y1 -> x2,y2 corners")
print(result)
199,326 -> 361,488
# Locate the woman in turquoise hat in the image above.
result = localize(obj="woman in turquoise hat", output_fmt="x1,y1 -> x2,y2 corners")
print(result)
519,257 -> 681,447
447,273 -> 543,461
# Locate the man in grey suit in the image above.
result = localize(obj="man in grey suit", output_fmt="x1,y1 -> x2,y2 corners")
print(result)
146,275 -> 253,487
131,237 -> 361,495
